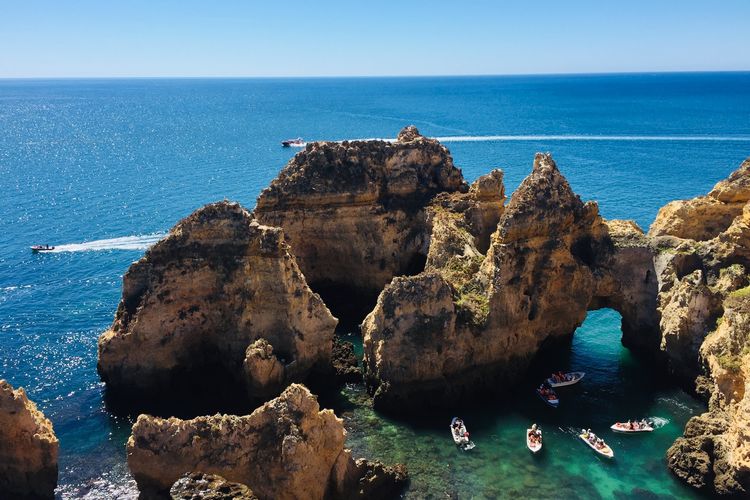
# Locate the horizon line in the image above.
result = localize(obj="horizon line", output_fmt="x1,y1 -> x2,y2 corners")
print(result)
1,69 -> 750,81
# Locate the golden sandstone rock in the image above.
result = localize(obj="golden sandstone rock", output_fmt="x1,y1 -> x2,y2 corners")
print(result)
363,153 -> 659,410
97,202 -> 337,404
128,384 -> 407,500
254,126 -> 466,297
97,128 -> 750,496
0,380 -> 58,499
649,159 -> 750,241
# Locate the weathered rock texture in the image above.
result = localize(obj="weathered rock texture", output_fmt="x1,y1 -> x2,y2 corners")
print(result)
128,384 -> 407,500
363,153 -> 660,409
98,201 -> 337,403
666,290 -> 750,495
170,472 -> 258,499
649,158 -> 750,241
254,126 -> 467,298
649,159 -> 750,496
0,380 -> 58,499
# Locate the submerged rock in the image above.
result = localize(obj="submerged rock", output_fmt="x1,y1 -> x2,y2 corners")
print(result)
254,126 -> 467,299
97,201 -> 337,406
170,472 -> 258,499
0,380 -> 58,499
128,384 -> 407,499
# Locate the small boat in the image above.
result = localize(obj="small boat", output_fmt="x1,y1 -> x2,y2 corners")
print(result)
450,417 -> 475,451
30,245 -> 55,253
546,371 -> 585,387
526,426 -> 542,454
579,431 -> 614,459
536,385 -> 559,408
281,138 -> 305,147
611,420 -> 654,433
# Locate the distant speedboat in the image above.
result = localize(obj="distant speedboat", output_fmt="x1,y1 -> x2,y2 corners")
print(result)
31,245 -> 55,253
281,137 -> 305,147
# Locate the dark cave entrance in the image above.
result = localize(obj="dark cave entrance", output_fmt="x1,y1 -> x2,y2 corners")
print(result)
311,281 -> 381,336
525,308 -> 684,410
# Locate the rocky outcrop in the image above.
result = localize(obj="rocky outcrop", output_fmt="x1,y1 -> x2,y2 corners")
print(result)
170,472 -> 258,499
667,290 -> 750,495
98,202 -> 337,405
363,153 -> 659,410
128,384 -> 407,500
0,380 -> 58,499
254,126 -> 467,299
646,159 -> 750,495
649,159 -> 750,240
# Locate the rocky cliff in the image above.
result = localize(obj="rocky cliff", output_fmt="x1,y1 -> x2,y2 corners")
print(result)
647,160 -> 750,495
98,201 -> 337,406
0,380 -> 59,499
254,126 -> 467,303
666,290 -> 750,495
363,153 -> 659,409
128,384 -> 407,499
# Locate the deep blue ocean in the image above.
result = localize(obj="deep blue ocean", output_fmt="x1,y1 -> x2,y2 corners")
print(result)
1,73 -> 749,498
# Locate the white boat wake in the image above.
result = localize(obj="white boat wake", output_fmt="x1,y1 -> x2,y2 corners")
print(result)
50,233 -> 166,253
650,417 -> 670,429
435,134 -> 750,142
343,134 -> 750,143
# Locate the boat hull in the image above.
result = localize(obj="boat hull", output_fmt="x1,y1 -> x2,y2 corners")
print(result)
526,429 -> 542,453
610,423 -> 654,433
547,371 -> 585,387
579,434 -> 614,458
537,390 -> 559,407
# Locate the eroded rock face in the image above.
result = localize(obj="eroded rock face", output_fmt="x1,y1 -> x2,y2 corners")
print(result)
649,159 -> 750,240
254,126 -> 467,298
646,159 -> 750,495
667,291 -> 750,495
363,153 -> 659,409
98,201 -> 337,404
128,384 -> 407,500
0,380 -> 58,499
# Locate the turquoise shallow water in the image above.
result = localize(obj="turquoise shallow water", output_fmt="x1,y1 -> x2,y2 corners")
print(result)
1,74 -> 749,497
337,310 -> 704,499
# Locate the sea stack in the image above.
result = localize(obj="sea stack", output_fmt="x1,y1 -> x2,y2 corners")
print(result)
127,383 -> 407,499
363,153 -> 660,410
0,380 -> 59,499
254,126 -> 467,304
97,201 -> 337,405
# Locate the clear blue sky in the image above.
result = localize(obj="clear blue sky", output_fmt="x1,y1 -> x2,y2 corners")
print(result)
2,0 -> 748,77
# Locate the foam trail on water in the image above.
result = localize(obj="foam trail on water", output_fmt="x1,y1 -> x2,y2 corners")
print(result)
434,135 -> 750,142
344,135 -> 750,143
650,417 -> 670,429
51,233 -> 166,252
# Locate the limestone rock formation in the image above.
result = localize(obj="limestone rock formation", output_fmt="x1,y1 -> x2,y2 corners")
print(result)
128,384 -> 407,499
363,153 -> 658,409
98,201 -> 337,404
0,380 -> 59,499
170,472 -> 258,499
649,158 -> 750,240
254,126 -> 467,300
640,158 -> 750,495
667,290 -> 750,495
